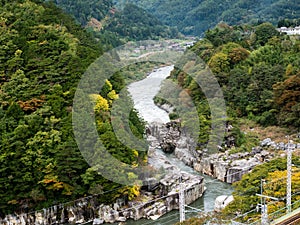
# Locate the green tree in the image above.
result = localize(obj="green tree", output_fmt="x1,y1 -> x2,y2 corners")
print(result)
254,22 -> 279,46
273,72 -> 300,126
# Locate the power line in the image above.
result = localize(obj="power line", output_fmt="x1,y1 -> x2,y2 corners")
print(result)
232,137 -> 299,225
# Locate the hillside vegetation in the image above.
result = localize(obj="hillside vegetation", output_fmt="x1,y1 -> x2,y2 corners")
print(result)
170,21 -> 300,224
0,0 -> 145,216
118,0 -> 300,36
168,22 -> 300,149
51,0 -> 113,26
49,0 -> 179,45
1,0 -> 300,221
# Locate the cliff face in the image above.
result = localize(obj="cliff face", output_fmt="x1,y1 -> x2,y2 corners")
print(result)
0,172 -> 204,225
147,122 -> 275,184
194,150 -> 272,184
1,121 -> 206,225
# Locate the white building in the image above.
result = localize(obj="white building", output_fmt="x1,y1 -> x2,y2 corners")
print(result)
277,26 -> 300,35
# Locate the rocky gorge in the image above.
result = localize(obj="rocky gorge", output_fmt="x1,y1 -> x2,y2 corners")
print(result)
145,120 -> 300,213
0,123 -> 206,225
5,64 -> 297,224
148,119 -> 300,185
0,172 -> 203,225
0,66 -> 207,225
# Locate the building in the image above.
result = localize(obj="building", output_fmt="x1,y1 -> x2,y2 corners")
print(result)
277,26 -> 300,35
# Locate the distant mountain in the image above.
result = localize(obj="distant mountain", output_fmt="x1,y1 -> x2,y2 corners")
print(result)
104,3 -> 179,41
49,0 -> 179,42
115,0 -> 300,36
50,0 -> 113,25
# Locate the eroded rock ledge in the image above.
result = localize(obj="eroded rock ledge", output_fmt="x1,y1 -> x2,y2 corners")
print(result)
1,121 -> 205,225
0,171 -> 204,225
194,148 -> 273,183
147,122 -> 275,184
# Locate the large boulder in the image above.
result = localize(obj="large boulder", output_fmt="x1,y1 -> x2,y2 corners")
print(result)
214,195 -> 234,212
160,121 -> 181,153
92,218 -> 104,225
160,138 -> 177,153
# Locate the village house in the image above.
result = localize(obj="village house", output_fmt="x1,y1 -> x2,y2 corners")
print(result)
277,26 -> 300,35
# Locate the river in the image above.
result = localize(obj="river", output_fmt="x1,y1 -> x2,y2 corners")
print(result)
87,65 -> 233,225
125,66 -> 233,224
127,65 -> 173,124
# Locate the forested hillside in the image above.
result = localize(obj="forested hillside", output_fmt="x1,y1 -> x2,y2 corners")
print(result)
49,0 -> 179,44
103,3 -> 178,41
50,0 -> 113,26
167,22 -> 300,223
0,0 -> 145,216
117,0 -> 300,36
167,22 -> 300,149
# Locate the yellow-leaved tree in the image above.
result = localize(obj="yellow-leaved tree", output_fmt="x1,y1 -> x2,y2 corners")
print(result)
90,94 -> 109,113
264,169 -> 300,214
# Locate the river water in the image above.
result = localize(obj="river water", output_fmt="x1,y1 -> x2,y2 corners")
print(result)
127,65 -> 173,124
89,66 -> 233,225
123,66 -> 233,224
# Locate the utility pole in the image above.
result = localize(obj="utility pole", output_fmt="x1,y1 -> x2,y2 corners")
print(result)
261,199 -> 269,225
256,194 -> 279,225
257,179 -> 269,225
261,179 -> 268,225
256,179 -> 279,225
287,136 -> 292,213
179,183 -> 185,222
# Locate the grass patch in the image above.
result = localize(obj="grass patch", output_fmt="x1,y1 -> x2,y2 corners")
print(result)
238,118 -> 294,143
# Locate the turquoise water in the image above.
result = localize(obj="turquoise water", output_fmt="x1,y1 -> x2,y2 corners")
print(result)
81,173 -> 232,225
86,155 -> 233,225
77,66 -> 234,225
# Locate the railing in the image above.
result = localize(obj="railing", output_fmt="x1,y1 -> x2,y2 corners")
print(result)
231,199 -> 300,225
269,199 -> 300,224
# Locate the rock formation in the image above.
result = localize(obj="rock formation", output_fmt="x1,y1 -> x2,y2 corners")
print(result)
1,121 -> 205,225
159,121 -> 181,153
214,195 -> 234,212
147,122 -> 276,184
0,171 -> 204,225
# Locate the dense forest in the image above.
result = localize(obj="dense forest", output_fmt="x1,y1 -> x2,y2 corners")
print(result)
48,0 -> 179,45
196,22 -> 300,128
50,0 -> 113,26
168,21 -> 300,223
103,3 -> 179,41
0,0 -> 146,216
1,0 -> 300,222
117,0 -> 300,36
166,22 -> 300,148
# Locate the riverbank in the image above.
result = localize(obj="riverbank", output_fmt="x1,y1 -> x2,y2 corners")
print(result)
0,65 -> 207,225
0,65 -> 236,225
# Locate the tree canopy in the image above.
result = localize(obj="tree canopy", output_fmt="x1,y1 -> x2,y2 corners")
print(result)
0,0 -> 145,216
117,0 -> 300,36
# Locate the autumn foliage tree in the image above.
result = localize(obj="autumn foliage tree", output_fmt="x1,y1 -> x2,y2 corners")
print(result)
273,72 -> 300,126
0,0 -> 145,216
